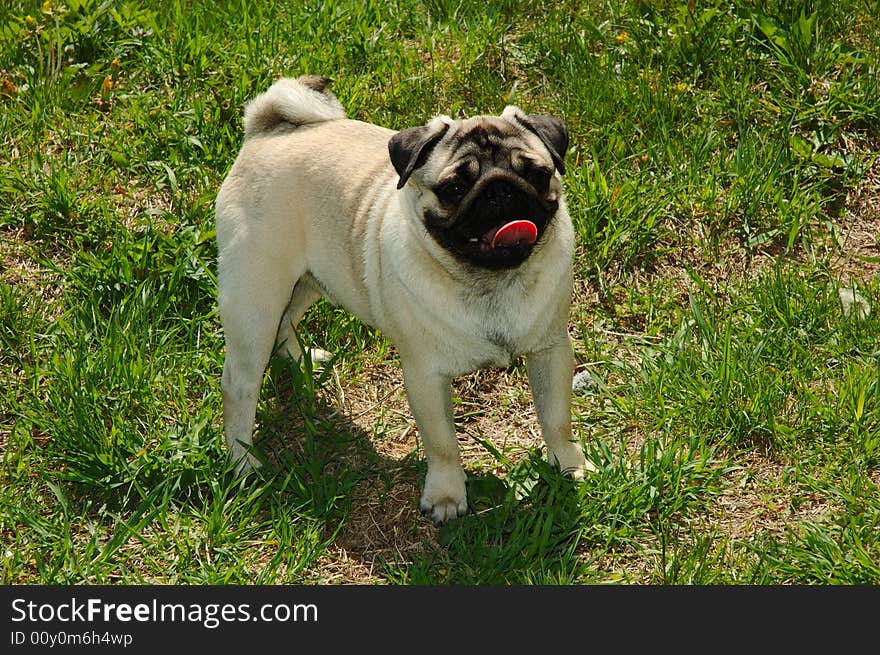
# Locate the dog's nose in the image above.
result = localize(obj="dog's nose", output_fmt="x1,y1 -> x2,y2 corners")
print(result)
486,180 -> 514,208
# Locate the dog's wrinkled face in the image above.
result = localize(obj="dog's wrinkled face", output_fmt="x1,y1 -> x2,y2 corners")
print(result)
389,107 -> 569,270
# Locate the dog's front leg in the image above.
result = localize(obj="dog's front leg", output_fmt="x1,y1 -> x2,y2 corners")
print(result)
400,357 -> 467,525
525,336 -> 589,478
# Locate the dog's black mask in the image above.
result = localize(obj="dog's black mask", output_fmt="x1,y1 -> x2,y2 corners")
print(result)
389,114 -> 568,271
425,172 -> 558,270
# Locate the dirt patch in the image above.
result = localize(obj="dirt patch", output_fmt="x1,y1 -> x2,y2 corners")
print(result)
327,474 -> 438,581
830,150 -> 880,285
0,227 -> 67,303
307,360 -> 551,572
705,454 -> 832,542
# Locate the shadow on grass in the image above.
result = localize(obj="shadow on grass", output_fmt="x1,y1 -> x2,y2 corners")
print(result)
246,354 -> 594,584
24,347 -> 609,583
400,462 -> 590,584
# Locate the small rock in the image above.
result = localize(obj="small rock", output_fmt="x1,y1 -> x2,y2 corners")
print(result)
839,287 -> 871,320
572,369 -> 599,393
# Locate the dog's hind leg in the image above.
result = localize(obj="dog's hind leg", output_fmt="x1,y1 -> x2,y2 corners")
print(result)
218,242 -> 304,474
525,335 -> 591,478
274,276 -> 333,365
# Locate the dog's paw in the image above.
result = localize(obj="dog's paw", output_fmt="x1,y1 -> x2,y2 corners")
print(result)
419,466 -> 468,526
548,442 -> 595,479
277,340 -> 334,367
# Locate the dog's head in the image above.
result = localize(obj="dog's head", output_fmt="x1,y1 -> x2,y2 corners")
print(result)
389,106 -> 569,270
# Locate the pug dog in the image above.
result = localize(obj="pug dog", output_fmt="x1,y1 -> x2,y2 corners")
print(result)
216,75 -> 587,525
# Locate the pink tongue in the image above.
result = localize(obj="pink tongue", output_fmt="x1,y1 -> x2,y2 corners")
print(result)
490,220 -> 538,248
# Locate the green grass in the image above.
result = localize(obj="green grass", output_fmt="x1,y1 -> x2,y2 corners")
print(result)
1,0 -> 879,584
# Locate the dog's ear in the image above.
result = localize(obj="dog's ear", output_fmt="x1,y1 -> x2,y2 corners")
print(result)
388,120 -> 450,190
502,107 -> 569,175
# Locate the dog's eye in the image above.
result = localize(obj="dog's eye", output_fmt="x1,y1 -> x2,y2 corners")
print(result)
527,167 -> 552,190
435,181 -> 468,201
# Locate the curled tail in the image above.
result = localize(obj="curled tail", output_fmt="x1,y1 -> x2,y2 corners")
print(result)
243,75 -> 346,139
